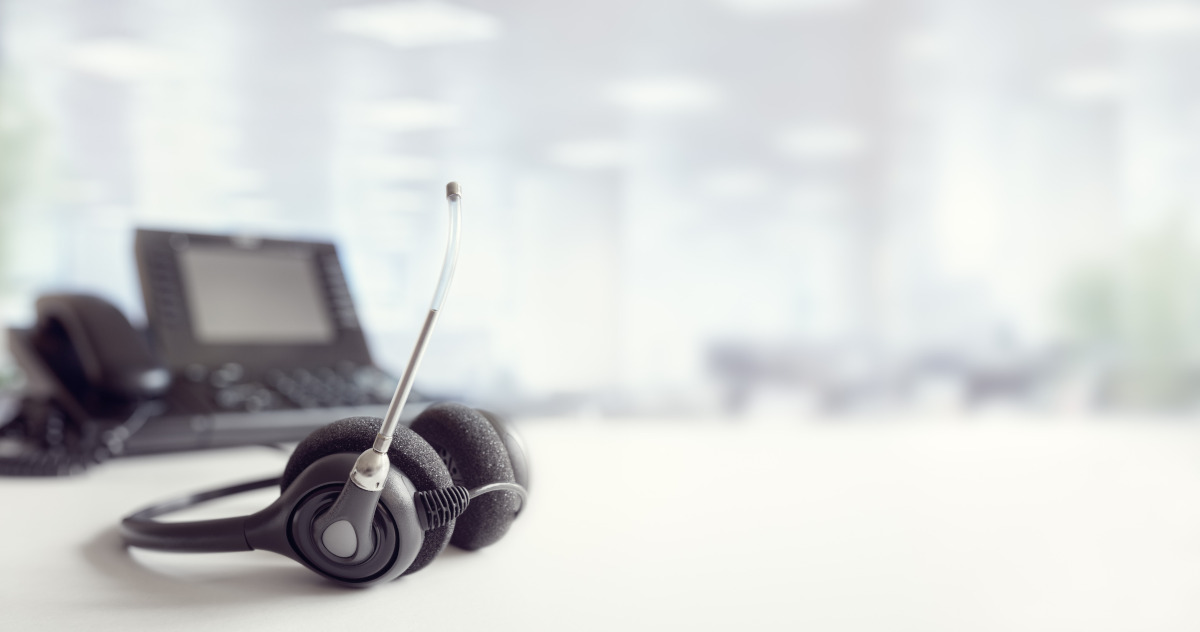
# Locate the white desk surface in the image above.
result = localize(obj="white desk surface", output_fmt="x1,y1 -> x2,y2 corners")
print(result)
2,416 -> 1199,631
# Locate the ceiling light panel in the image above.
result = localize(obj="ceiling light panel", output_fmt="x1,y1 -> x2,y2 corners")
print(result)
357,155 -> 438,181
68,38 -> 176,81
777,125 -> 865,160
361,98 -> 460,132
605,77 -> 721,112
548,139 -> 630,169
702,168 -> 770,197
1050,69 -> 1123,101
1101,3 -> 1200,35
712,0 -> 862,16
333,1 -> 501,48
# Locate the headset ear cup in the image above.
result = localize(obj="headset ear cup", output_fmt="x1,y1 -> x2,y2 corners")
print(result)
410,403 -> 521,550
282,417 -> 454,575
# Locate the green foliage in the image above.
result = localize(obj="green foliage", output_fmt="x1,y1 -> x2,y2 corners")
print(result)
0,71 -> 47,289
1060,213 -> 1200,407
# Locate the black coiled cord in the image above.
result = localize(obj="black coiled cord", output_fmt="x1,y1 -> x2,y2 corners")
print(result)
0,447 -> 99,477
0,398 -> 156,477
0,399 -> 99,476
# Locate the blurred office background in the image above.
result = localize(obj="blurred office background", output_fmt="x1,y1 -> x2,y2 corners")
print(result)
2,0 -> 1200,418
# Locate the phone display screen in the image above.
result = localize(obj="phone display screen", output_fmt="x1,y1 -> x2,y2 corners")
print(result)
179,246 -> 335,345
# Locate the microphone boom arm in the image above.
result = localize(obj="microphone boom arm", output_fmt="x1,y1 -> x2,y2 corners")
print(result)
310,182 -> 463,562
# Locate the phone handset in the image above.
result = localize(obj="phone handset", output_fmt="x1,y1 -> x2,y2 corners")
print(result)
0,294 -> 171,475
32,294 -> 170,404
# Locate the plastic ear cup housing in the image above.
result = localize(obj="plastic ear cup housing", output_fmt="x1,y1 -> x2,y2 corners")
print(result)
281,416 -> 455,575
289,482 -> 400,581
410,403 -> 522,550
243,452 -> 425,586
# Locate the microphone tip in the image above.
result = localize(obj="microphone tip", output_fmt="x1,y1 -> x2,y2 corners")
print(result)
446,182 -> 461,198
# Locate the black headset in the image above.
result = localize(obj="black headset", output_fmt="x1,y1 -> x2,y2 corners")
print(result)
120,183 -> 530,587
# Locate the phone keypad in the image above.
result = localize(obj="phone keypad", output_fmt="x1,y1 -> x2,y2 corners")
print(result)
190,363 -> 393,412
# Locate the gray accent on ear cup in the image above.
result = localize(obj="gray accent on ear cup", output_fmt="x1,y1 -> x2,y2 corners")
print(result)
281,417 -> 453,575
410,403 -> 519,550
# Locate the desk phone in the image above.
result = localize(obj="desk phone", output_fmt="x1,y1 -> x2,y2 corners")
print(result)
2,229 -> 417,473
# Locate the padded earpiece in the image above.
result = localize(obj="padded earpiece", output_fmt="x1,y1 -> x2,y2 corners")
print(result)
410,403 -> 521,550
281,416 -> 454,575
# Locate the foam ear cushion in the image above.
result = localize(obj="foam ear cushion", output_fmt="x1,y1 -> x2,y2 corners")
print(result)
281,416 -> 453,575
410,403 -> 520,550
